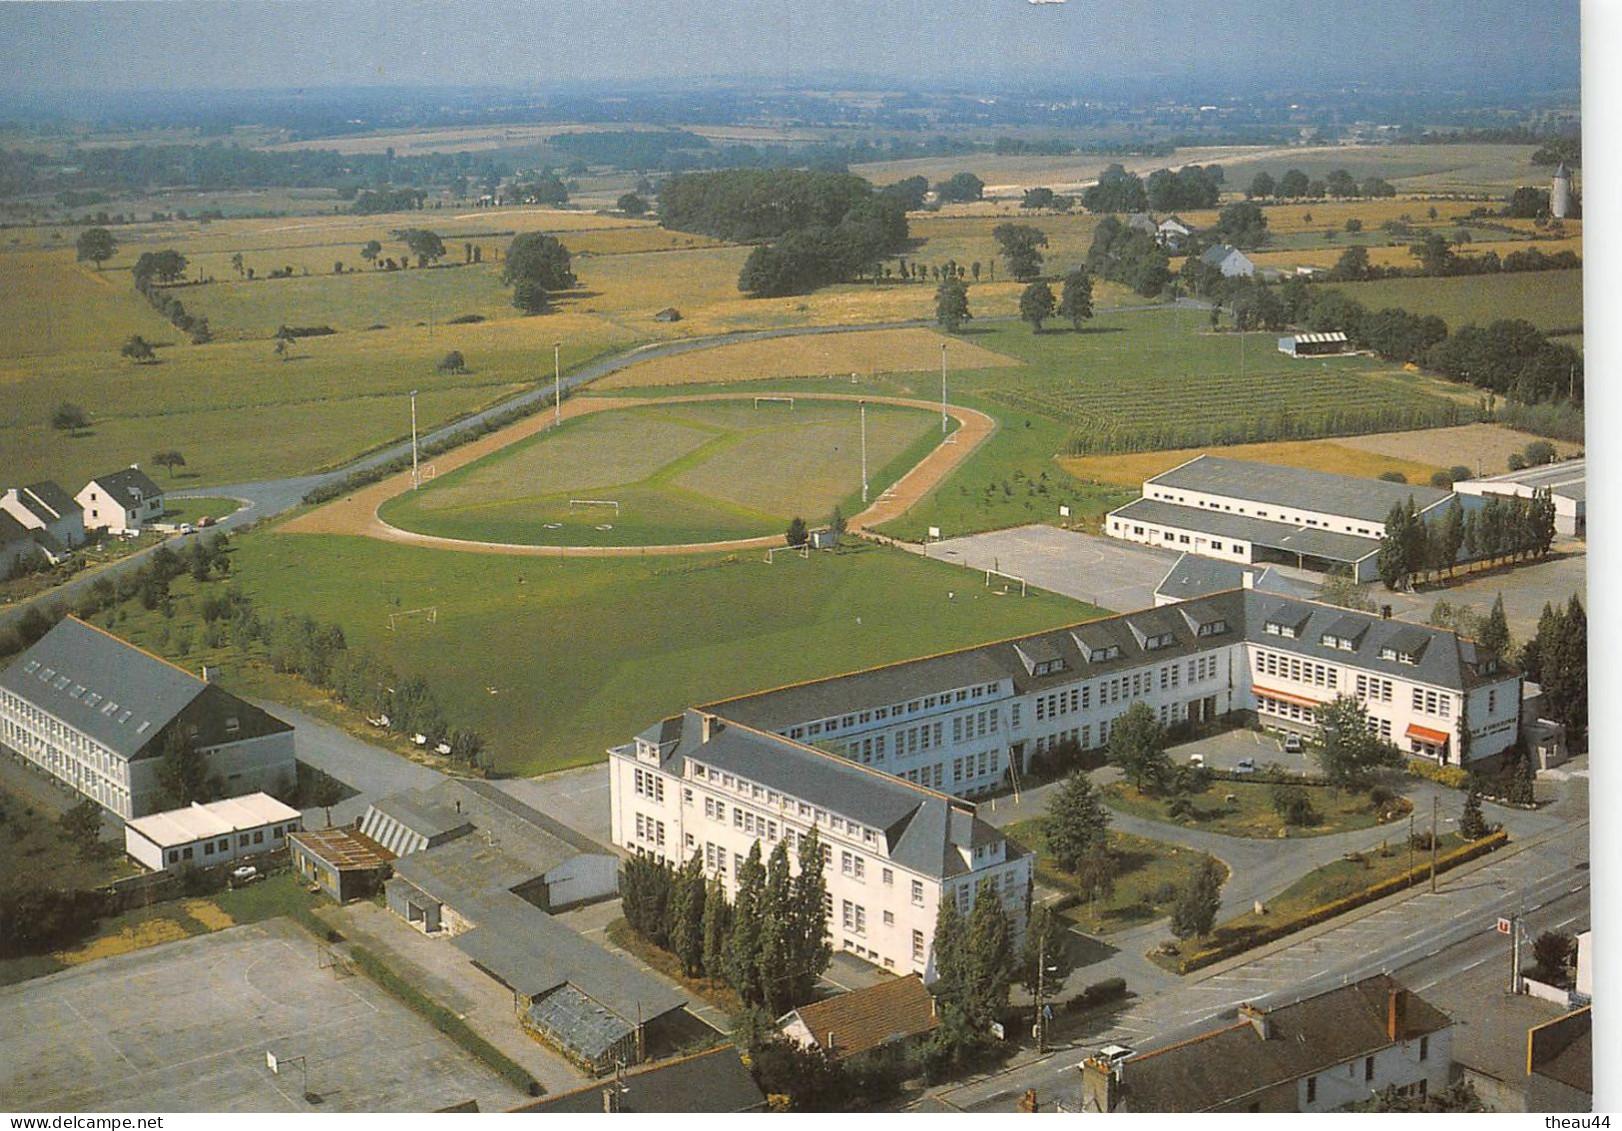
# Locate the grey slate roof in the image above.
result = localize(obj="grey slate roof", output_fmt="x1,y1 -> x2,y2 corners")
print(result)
375,779 -> 614,875
1461,457 -> 1584,494
1118,975 -> 1450,1113
513,1046 -> 765,1113
0,511 -> 33,550
13,481 -> 78,524
86,466 -> 163,504
0,617 -> 290,760
1148,454 -> 1451,524
1112,497 -> 1381,565
1153,553 -> 1315,604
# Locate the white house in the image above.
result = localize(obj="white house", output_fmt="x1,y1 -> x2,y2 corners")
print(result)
0,512 -> 52,577
0,481 -> 84,552
76,466 -> 164,535
608,709 -> 1031,982
1200,243 -> 1256,277
124,792 -> 302,872
1157,216 -> 1192,249
0,617 -> 296,819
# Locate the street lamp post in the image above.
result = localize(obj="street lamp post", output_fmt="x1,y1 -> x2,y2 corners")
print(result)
940,342 -> 948,434
860,401 -> 869,505
553,341 -> 562,427
410,389 -> 419,490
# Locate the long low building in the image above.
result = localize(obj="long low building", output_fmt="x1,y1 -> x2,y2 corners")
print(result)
0,617 -> 296,819
1106,454 -> 1464,581
1454,458 -> 1584,536
124,792 -> 302,872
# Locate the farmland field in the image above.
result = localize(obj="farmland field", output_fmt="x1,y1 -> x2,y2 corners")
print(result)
1058,439 -> 1447,489
379,398 -> 940,546
192,535 -> 1098,774
1333,269 -> 1584,334
1209,143 -> 1550,197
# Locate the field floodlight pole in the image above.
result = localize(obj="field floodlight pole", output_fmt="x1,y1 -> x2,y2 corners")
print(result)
861,401 -> 869,505
940,342 -> 948,434
554,341 -> 562,426
410,389 -> 420,490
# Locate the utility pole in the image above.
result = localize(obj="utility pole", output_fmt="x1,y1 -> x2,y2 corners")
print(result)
860,401 -> 869,505
554,340 -> 562,427
1035,927 -> 1047,1053
410,389 -> 420,490
1408,810 -> 1415,886
940,342 -> 948,434
1430,794 -> 1439,893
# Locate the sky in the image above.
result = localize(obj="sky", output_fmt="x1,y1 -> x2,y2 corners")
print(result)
0,0 -> 1582,94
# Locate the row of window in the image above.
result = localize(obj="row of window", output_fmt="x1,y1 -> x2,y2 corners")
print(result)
1255,649 -> 1340,690
788,683 -> 1003,741
632,812 -> 666,848
1355,673 -> 1395,703
1411,687 -> 1452,718
950,749 -> 1000,784
690,763 -> 879,847
632,767 -> 665,802
163,822 -> 292,865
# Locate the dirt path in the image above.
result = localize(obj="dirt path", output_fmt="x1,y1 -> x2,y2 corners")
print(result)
280,391 -> 994,557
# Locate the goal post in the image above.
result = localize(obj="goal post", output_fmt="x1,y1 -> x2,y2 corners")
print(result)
568,499 -> 621,515
984,569 -> 1028,597
753,395 -> 795,409
765,544 -> 810,563
387,606 -> 439,631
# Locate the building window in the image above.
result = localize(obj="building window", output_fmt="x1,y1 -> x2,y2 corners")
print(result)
1364,1056 -> 1375,1082
911,880 -> 925,906
1307,1076 -> 1316,1104
1419,1036 -> 1428,1062
883,910 -> 895,926
167,850 -> 178,864
912,930 -> 925,962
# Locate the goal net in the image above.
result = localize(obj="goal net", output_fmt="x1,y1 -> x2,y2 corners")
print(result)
765,544 -> 810,563
753,396 -> 795,409
387,606 -> 438,630
569,499 -> 621,515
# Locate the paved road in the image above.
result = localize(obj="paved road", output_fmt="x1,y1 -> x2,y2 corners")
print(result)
264,702 -> 446,827
928,769 -> 1589,1112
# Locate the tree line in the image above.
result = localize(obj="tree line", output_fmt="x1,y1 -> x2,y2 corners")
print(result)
620,830 -> 830,1017
1376,492 -> 1556,591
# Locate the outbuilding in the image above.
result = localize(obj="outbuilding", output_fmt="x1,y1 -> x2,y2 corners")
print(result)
124,793 -> 302,872
1453,459 -> 1584,536
1277,331 -> 1351,358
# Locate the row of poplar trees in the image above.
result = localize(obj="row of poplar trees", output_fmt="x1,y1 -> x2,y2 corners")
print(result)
621,828 -> 831,1017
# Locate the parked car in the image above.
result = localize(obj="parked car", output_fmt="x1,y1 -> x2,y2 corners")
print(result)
198,515 -> 216,528
1283,734 -> 1304,755
178,523 -> 195,535
1234,757 -> 1256,774
1187,753 -> 1204,767
229,865 -> 262,887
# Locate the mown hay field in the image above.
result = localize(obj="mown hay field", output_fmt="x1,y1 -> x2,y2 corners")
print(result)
1059,439 -> 1446,489
1332,269 -> 1584,333
596,327 -> 1019,389
0,252 -> 177,359
380,398 -> 939,546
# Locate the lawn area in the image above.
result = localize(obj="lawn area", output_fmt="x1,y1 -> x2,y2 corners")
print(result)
1335,269 -> 1584,335
1156,831 -> 1471,969
1058,438 -> 1446,490
379,398 -> 941,546
1102,779 -> 1397,839
161,496 -> 241,525
0,782 -> 139,896
1006,818 -> 1222,936
108,532 -> 1100,776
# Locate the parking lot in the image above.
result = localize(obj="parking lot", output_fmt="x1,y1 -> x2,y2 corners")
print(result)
923,525 -> 1180,612
1168,726 -> 1317,777
0,919 -> 528,1113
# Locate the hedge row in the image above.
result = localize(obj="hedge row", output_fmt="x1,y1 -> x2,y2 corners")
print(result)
1176,829 -> 1509,973
346,943 -> 541,1095
1406,760 -> 1472,789
1063,976 -> 1128,1014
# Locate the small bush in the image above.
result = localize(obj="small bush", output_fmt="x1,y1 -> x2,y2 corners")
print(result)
446,314 -> 485,324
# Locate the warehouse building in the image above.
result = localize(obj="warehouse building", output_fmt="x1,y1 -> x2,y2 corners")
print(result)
0,618 -> 296,819
1106,455 -> 1459,581
1453,459 -> 1584,536
1278,331 -> 1352,357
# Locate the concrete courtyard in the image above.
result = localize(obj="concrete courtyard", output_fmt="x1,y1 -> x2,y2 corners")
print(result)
0,918 -> 528,1113
923,525 -> 1180,612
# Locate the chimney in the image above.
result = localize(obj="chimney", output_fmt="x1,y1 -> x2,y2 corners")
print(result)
201,665 -> 220,683
826,1031 -> 836,1055
1080,1056 -> 1121,1113
700,713 -> 720,743
1241,569 -> 1256,590
1239,1002 -> 1272,1039
1387,989 -> 1408,1041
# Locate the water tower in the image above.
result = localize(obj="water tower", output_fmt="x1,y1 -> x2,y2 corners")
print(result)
1551,163 -> 1572,219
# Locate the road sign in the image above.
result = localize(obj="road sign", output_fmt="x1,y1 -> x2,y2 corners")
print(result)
266,1051 -> 279,1073
1497,917 -> 1512,935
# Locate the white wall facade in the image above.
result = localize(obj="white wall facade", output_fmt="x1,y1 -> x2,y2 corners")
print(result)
1142,481 -> 1393,541
0,489 -> 85,550
1108,511 -> 1257,566
125,812 -> 300,872
608,742 -> 1030,981
1295,1028 -> 1453,1112
75,481 -> 163,535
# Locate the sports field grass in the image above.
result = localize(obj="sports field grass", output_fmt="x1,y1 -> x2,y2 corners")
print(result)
379,398 -> 940,545
1333,269 -> 1584,334
216,533 -> 1101,775
596,326 -> 1019,390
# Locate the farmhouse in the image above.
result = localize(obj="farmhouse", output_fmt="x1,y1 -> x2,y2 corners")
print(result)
0,481 -> 84,552
1200,243 -> 1255,277
124,792 -> 301,872
1453,459 -> 1584,536
609,709 -> 1032,982
76,466 -> 164,535
0,617 -> 296,819
1079,975 -> 1452,1112
1156,216 -> 1192,249
0,511 -> 59,576
1278,331 -> 1352,358
1106,455 -> 1459,581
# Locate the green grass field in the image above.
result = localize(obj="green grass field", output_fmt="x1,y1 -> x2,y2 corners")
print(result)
381,399 -> 940,545
1212,144 -> 1548,197
1103,779 -> 1389,839
138,533 -> 1099,775
1335,269 -> 1583,334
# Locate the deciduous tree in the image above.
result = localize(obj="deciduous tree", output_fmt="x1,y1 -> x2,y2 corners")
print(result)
501,232 -> 575,314
152,450 -> 186,478
1315,695 -> 1402,786
1170,855 -> 1223,940
75,227 -> 117,270
1108,701 -> 1172,795
935,276 -> 971,332
1058,266 -> 1094,330
1044,772 -> 1109,873
1019,281 -> 1055,331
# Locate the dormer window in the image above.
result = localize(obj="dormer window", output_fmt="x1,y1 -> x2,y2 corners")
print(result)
1090,644 -> 1121,662
1143,632 -> 1176,651
1033,658 -> 1067,676
1265,622 -> 1297,638
1320,633 -> 1356,651
1197,620 -> 1228,636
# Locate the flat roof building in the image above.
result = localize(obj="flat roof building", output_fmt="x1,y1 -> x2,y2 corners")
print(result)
288,826 -> 396,903
124,792 -> 302,872
1454,459 -> 1584,536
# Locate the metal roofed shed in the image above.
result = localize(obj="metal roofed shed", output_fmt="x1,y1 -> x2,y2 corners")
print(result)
1278,331 -> 1351,357
512,1046 -> 766,1113
288,826 -> 396,902
124,793 -> 302,872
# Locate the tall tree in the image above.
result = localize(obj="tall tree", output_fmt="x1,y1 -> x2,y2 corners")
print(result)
51,402 -> 89,434
57,799 -> 106,860
1479,594 -> 1511,658
992,223 -> 1048,281
501,232 -> 575,314
757,841 -> 796,1014
397,228 -> 446,267
75,227 -> 117,270
931,889 -> 966,999
1170,855 -> 1224,940
935,276 -> 971,332
701,876 -> 731,980
1315,695 -> 1403,785
1108,701 -> 1172,795
726,842 -> 767,1006
1044,772 -> 1110,873
1058,266 -> 1094,330
151,450 -> 186,478
1542,594 -> 1587,743
156,728 -> 214,808
667,852 -> 707,977
1018,281 -> 1055,331
786,825 -> 831,1007
959,879 -> 1015,1031
1459,783 -> 1489,840
1016,902 -> 1075,996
